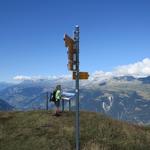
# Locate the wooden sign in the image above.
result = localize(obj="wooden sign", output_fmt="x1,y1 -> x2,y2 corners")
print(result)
64,34 -> 74,51
73,72 -> 89,80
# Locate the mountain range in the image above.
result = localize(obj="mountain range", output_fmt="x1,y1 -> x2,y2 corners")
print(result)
0,99 -> 13,111
0,75 -> 150,124
0,82 -> 13,91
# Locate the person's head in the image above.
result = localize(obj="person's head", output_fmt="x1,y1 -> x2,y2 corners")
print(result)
56,85 -> 61,90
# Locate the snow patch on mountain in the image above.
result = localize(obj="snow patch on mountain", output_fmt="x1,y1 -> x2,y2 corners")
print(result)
102,96 -> 113,112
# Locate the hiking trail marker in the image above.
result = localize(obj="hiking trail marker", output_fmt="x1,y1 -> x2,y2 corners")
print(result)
73,72 -> 89,80
64,25 -> 89,150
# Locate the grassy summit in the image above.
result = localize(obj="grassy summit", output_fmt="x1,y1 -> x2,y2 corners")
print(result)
0,110 -> 150,150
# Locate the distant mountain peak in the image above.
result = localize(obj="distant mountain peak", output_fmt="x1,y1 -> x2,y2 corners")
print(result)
138,76 -> 150,84
113,76 -> 136,81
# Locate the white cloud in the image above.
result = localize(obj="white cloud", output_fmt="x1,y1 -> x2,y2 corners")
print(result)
114,58 -> 150,77
90,71 -> 113,81
13,76 -> 32,81
13,58 -> 150,82
13,74 -> 72,81
89,58 -> 150,82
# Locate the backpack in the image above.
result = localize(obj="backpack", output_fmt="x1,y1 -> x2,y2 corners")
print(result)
49,90 -> 56,102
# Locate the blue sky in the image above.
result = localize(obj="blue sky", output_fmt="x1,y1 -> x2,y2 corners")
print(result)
0,0 -> 150,82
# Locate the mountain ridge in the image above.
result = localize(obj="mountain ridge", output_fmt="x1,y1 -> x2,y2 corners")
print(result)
0,99 -> 13,111
0,75 -> 150,124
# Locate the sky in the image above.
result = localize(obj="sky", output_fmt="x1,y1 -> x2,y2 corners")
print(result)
0,0 -> 150,82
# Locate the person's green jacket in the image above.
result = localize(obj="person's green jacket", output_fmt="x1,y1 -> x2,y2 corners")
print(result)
55,90 -> 61,101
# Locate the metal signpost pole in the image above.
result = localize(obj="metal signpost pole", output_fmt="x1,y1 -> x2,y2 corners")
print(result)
64,25 -> 85,150
74,25 -> 80,150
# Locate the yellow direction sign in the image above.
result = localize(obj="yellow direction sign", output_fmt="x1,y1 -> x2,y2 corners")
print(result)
73,72 -> 89,80
64,34 -> 74,50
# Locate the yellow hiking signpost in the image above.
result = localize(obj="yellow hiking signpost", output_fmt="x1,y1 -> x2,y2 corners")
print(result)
73,72 -> 89,80
64,25 -> 89,150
